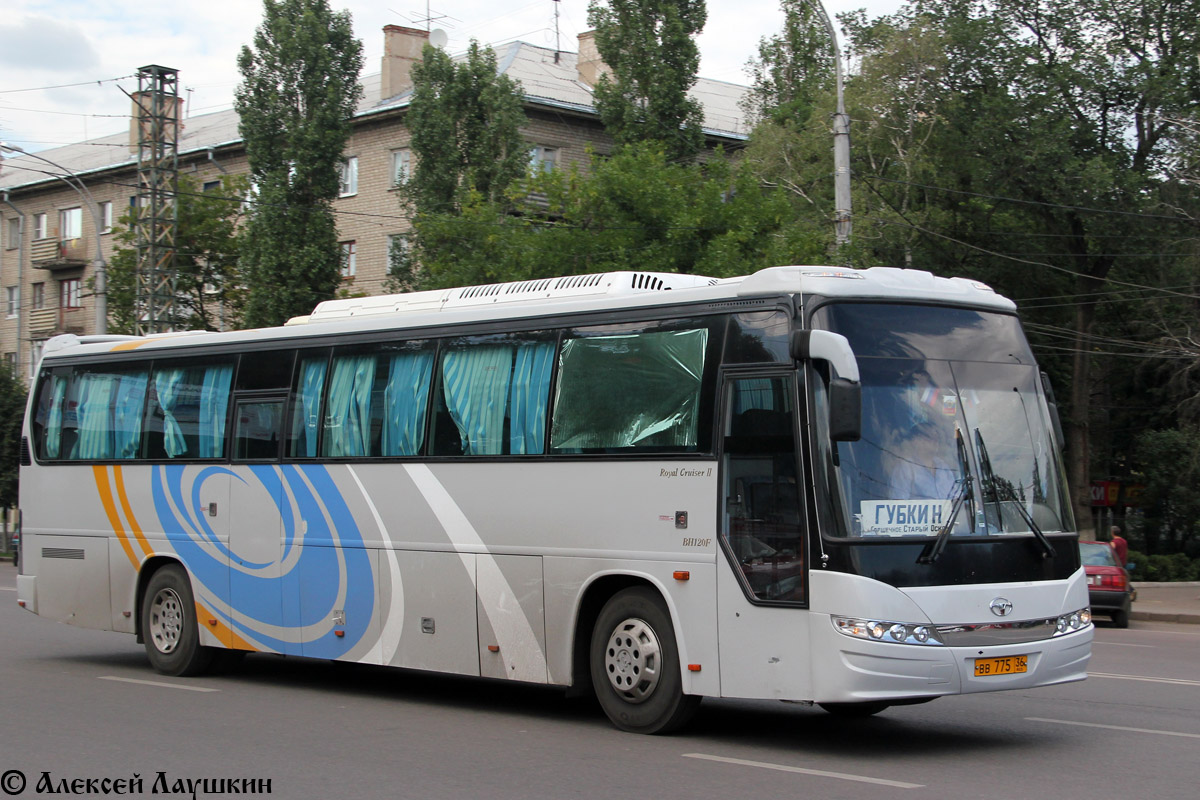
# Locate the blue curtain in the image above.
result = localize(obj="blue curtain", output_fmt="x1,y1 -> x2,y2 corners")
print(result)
156,369 -> 187,457
45,375 -> 67,458
198,365 -> 233,458
294,358 -> 328,457
442,346 -> 511,455
72,373 -> 118,459
324,355 -> 376,456
382,350 -> 432,456
112,372 -> 148,458
509,342 -> 553,454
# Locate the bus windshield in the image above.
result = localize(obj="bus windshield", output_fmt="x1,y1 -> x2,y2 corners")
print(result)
812,303 -> 1073,541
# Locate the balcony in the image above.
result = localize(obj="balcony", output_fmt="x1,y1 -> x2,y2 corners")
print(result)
28,307 -> 86,337
32,236 -> 89,271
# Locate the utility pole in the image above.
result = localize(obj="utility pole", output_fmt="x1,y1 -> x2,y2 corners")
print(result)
810,1 -> 852,247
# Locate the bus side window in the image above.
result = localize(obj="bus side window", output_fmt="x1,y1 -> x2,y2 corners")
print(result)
52,366 -> 149,461
145,360 -> 234,460
550,322 -> 715,453
431,334 -> 554,456
234,398 -> 285,461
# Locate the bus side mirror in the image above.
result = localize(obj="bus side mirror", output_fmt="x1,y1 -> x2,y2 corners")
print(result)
791,330 -> 862,442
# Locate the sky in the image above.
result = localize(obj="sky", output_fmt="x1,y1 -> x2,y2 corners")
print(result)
0,0 -> 905,154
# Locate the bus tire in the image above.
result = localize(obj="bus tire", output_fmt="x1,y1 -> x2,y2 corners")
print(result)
818,701 -> 890,717
141,564 -> 215,677
590,587 -> 700,734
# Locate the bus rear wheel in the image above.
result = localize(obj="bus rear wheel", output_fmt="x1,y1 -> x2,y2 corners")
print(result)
141,564 -> 215,677
590,587 -> 699,734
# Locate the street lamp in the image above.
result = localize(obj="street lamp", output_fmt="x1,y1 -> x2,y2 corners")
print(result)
806,1 -> 852,248
0,142 -> 107,334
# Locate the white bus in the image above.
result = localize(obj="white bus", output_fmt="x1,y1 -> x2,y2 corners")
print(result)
16,265 -> 1092,733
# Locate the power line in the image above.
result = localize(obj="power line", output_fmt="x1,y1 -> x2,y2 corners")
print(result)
0,75 -> 135,95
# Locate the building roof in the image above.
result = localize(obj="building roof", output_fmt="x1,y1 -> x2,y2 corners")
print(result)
0,41 -> 749,193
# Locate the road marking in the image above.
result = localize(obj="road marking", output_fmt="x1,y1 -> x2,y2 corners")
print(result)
1089,671 -> 1200,687
1092,641 -> 1155,648
682,753 -> 925,789
1027,718 -> 1200,739
0,586 -> 16,591
99,676 -> 219,693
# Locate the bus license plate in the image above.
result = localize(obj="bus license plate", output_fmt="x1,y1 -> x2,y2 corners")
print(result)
974,655 -> 1028,677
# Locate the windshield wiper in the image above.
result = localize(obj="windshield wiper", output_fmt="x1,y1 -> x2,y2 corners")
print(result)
974,429 -> 1056,559
917,429 -> 973,565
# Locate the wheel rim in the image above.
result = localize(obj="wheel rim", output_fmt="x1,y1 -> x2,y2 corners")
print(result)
603,617 -> 661,704
148,587 -> 185,655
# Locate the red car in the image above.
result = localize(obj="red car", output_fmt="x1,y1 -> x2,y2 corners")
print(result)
1079,541 -> 1135,628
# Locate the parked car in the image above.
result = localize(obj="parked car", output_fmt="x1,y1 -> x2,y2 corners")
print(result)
1079,540 -> 1135,628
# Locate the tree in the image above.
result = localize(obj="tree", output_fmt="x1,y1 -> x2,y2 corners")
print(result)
404,142 -> 823,290
235,0 -> 364,327
587,0 -> 708,160
0,363 -> 24,512
404,40 -> 527,216
105,175 -> 250,333
831,0 -> 1200,531
743,0 -> 836,127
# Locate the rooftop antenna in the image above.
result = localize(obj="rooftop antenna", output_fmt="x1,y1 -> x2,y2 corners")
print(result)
553,0 -> 561,63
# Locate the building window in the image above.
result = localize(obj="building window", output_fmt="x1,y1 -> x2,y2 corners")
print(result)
339,157 -> 358,197
387,234 -> 410,264
4,217 -> 18,250
529,145 -> 558,173
60,207 -> 83,240
391,149 -> 412,186
32,282 -> 45,310
5,287 -> 18,318
99,201 -> 114,233
33,212 -> 48,240
3,352 -> 15,373
203,180 -> 222,193
61,278 -> 81,310
339,241 -> 356,278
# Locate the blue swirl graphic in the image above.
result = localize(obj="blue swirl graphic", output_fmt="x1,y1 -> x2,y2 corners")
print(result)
152,463 -> 376,658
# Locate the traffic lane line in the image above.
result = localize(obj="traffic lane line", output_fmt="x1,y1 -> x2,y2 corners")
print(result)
1026,718 -> 1200,739
99,675 -> 220,692
1088,671 -> 1200,687
682,753 -> 924,789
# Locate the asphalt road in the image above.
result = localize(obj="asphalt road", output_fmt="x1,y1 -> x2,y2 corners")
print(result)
3,563 -> 1198,800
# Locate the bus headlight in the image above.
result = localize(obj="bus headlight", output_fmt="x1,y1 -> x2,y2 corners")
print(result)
1053,607 -> 1091,635
832,616 -> 944,646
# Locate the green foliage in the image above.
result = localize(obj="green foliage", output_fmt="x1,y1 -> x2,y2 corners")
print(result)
1131,427 -> 1200,556
235,0 -> 364,327
1126,551 -> 1200,582
404,41 -> 527,215
587,0 -> 707,160
105,175 -> 250,334
743,0 -> 836,127
0,364 -> 24,510
407,143 -> 825,290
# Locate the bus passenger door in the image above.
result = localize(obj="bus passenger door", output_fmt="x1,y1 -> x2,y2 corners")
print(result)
226,395 -> 294,654
716,373 -> 813,701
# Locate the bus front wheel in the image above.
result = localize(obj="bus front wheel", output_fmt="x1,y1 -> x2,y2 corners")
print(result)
590,587 -> 699,734
141,564 -> 215,677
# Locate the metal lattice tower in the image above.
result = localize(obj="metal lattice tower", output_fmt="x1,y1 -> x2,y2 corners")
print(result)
134,65 -> 181,334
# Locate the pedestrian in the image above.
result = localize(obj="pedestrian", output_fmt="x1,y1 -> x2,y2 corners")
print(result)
1110,525 -> 1128,566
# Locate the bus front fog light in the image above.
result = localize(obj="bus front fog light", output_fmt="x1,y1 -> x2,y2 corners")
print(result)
1080,608 -> 1092,625
1055,615 -> 1069,633
889,624 -> 907,641
912,626 -> 931,643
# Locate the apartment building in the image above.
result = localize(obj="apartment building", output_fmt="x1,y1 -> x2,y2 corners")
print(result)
0,26 -> 749,381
